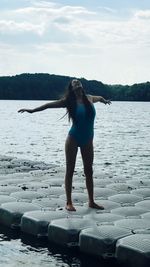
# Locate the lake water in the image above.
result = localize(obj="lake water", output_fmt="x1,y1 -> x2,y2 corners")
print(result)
0,100 -> 150,266
1,100 -> 150,175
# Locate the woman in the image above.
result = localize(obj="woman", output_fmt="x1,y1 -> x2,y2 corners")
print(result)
18,79 -> 111,211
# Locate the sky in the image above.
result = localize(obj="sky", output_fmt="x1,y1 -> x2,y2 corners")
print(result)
0,0 -> 150,85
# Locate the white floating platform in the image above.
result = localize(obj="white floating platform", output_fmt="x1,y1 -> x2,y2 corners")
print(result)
79,225 -> 132,258
48,217 -> 95,246
84,213 -> 124,224
127,179 -> 150,187
18,182 -> 49,190
0,185 -> 22,195
0,195 -> 17,204
0,178 -> 28,186
21,210 -> 67,237
108,193 -> 143,205
93,178 -> 114,187
135,199 -> 150,210
116,234 -> 150,267
141,212 -> 150,219
115,218 -> 150,231
32,197 -> 65,209
86,188 -> 117,199
37,187 -> 65,197
10,191 -> 44,202
0,202 -> 41,228
111,206 -> 148,218
43,178 -> 64,186
84,200 -> 121,210
0,156 -> 150,266
57,206 -> 94,216
131,188 -> 150,199
60,193 -> 87,204
106,182 -> 135,192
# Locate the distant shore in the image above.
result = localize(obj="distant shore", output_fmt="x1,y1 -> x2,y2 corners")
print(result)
0,73 -> 150,101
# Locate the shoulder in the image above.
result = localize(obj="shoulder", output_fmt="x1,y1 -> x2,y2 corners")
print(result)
86,94 -> 93,103
87,95 -> 101,103
57,98 -> 67,108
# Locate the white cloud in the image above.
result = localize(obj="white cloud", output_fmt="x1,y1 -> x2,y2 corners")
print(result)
135,9 -> 150,19
10,4 -> 95,21
31,0 -> 58,8
98,6 -> 116,13
0,20 -> 44,35
0,2 -> 150,84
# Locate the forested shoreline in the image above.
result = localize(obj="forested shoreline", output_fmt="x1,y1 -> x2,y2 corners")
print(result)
0,73 -> 149,101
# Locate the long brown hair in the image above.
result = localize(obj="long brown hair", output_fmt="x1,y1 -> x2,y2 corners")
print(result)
64,81 -> 94,122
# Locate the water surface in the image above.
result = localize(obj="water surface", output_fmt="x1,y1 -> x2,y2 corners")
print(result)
0,100 -> 149,266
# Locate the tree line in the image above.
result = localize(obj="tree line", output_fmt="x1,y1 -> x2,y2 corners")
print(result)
0,73 -> 149,101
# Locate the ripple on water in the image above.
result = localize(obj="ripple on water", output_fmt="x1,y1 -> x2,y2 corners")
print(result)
0,239 -> 56,267
0,101 -> 149,267
0,234 -> 106,267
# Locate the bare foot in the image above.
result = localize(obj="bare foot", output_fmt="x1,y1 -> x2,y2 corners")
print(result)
89,202 -> 104,210
65,203 -> 76,211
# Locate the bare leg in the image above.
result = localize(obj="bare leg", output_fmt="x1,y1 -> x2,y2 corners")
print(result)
80,141 -> 104,210
65,135 -> 78,211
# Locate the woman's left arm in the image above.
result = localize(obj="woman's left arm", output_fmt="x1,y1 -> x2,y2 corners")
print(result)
89,95 -> 111,105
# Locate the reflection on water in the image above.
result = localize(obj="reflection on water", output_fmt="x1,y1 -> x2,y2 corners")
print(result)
0,228 -> 119,267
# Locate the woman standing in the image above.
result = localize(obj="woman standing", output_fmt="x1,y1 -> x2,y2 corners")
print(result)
18,79 -> 111,211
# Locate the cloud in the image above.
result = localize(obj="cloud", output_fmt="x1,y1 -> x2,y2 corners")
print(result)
11,4 -> 95,20
0,2 -> 150,84
135,9 -> 150,19
31,0 -> 58,8
0,3 -> 149,50
0,20 -> 44,35
98,6 -> 117,14
0,3 -> 96,46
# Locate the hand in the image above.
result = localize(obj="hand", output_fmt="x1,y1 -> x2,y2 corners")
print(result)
18,109 -> 33,113
105,99 -> 111,105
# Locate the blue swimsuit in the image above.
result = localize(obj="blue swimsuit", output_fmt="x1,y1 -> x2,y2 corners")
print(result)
69,103 -> 96,147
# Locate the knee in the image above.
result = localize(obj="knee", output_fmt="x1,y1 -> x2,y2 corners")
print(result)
84,165 -> 93,177
66,165 -> 74,177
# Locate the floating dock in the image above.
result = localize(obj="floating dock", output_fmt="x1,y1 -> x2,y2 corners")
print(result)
0,156 -> 150,267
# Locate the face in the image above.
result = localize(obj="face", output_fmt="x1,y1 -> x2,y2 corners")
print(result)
71,79 -> 83,91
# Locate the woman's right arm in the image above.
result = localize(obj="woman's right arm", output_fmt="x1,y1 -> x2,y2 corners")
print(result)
18,99 -> 66,113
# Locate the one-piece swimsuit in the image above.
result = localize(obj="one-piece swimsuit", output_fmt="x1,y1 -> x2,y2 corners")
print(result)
69,103 -> 96,147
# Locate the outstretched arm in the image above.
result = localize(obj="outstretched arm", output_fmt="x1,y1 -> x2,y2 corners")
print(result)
18,99 -> 66,113
89,95 -> 111,105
